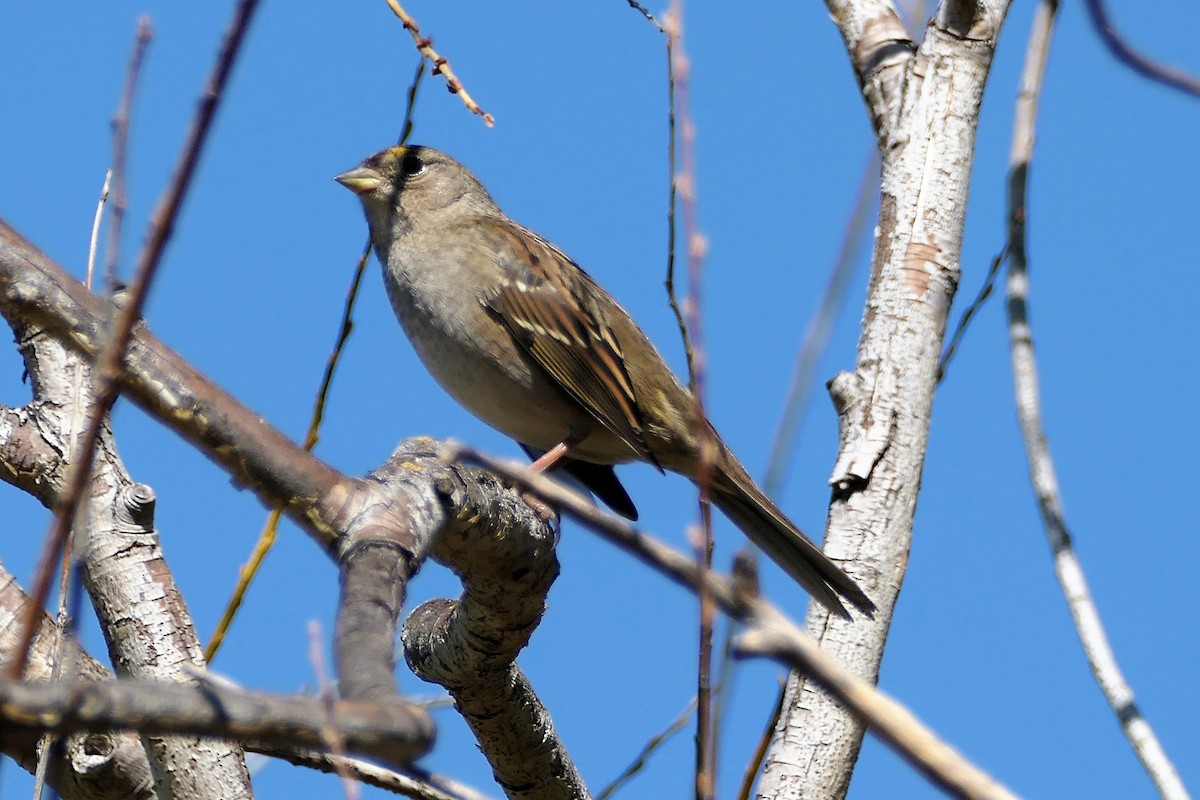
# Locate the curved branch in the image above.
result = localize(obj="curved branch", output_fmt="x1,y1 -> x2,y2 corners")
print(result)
251,749 -> 494,800
394,441 -> 585,800
0,555 -> 439,793
1083,0 -> 1200,100
0,564 -> 155,800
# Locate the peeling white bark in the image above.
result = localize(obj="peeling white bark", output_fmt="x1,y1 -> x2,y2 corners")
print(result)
759,3 -> 1013,798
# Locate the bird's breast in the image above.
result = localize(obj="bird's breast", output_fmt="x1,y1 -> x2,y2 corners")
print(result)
380,248 -> 639,464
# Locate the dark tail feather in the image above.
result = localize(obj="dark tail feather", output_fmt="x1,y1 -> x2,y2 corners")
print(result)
558,458 -> 638,520
519,444 -> 639,520
709,454 -> 874,618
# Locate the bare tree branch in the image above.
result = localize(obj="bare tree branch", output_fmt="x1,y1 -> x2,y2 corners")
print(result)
1004,4 -> 1190,799
384,0 -> 495,126
1083,0 -> 1200,100
0,221 -> 596,791
28,196 -> 258,795
596,699 -> 694,800
11,0 -> 262,691
0,561 -> 156,800
0,253 -> 252,796
759,2 -> 1015,796
0,220 -> 349,545
453,446 -> 1021,800
390,440 -> 586,800
254,748 -> 494,800
0,554 -> 443,796
824,0 -> 914,141
104,16 -> 152,288
661,4 -> 719,796
0,676 -> 434,768
764,153 -> 878,497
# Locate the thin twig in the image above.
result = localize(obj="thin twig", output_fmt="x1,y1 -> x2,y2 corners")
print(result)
937,245 -> 1006,383
206,240 -> 374,662
595,698 -> 696,800
624,0 -> 665,32
1083,0 -> 1200,100
384,0 -> 494,126
205,504 -> 280,663
663,6 -> 717,797
86,171 -> 112,290
691,512 -> 716,800
105,16 -> 153,290
10,0 -> 261,681
256,748 -> 492,800
663,35 -> 693,382
1005,3 -> 1189,798
397,55 -> 426,146
29,545 -> 78,800
708,610 -> 736,785
658,13 -> 722,782
30,541 -> 83,800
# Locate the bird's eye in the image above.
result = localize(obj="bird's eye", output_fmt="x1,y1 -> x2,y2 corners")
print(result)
401,154 -> 424,176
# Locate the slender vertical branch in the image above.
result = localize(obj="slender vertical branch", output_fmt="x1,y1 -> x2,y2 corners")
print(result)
86,171 -> 112,290
205,241 -> 373,663
664,4 -> 717,797
1005,4 -> 1189,799
660,27 -> 693,384
937,245 -> 1005,382
734,680 -> 785,800
105,16 -> 152,290
396,55 -> 426,147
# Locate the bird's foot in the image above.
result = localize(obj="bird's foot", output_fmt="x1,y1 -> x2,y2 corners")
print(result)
520,490 -> 559,525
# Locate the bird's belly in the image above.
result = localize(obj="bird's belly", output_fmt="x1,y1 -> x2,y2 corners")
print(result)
399,304 -> 638,465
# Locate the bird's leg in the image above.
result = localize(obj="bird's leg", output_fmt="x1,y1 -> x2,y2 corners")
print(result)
527,432 -> 584,473
521,430 -> 587,521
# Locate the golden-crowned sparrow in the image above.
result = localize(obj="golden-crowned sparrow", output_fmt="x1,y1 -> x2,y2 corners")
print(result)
337,145 -> 873,617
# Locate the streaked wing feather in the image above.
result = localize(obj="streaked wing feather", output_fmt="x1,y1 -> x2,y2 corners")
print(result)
481,221 -> 658,466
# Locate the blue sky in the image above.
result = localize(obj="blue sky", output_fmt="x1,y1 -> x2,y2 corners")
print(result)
1,3 -> 1197,798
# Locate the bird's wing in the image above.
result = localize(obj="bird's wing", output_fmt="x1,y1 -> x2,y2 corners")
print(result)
480,219 -> 660,468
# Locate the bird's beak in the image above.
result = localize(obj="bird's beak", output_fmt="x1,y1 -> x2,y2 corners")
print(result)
335,166 -> 383,195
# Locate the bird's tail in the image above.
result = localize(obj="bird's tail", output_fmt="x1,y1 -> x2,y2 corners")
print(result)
707,448 -> 874,618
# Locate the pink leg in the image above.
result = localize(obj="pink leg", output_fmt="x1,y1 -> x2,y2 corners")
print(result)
522,433 -> 585,521
527,434 -> 581,473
